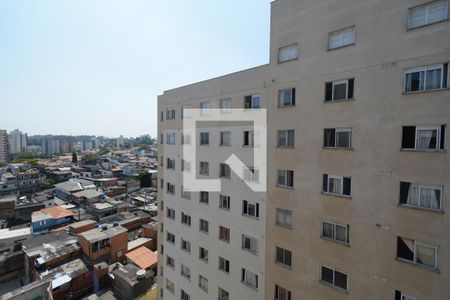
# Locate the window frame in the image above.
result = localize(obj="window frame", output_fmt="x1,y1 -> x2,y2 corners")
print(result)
277,170 -> 294,188
219,194 -> 231,211
277,129 -> 295,148
218,256 -> 230,273
328,26 -> 356,50
278,88 -> 296,107
199,274 -> 208,292
219,225 -> 231,242
219,163 -> 231,178
320,265 -> 348,291
397,237 -> 439,270
278,43 -> 299,64
407,0 -> 449,29
181,238 -> 191,253
275,246 -> 292,268
220,98 -> 232,113
241,268 -> 259,289
276,208 -> 293,229
242,200 -> 260,218
200,101 -> 210,116
404,63 -> 448,93
321,220 -> 350,245
220,131 -> 231,146
242,234 -> 259,255
180,264 -> 191,279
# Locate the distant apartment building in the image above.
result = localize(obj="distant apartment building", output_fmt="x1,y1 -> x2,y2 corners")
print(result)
0,129 -> 9,163
117,135 -> 125,149
8,129 -> 27,154
158,0 -> 450,299
41,136 -> 60,155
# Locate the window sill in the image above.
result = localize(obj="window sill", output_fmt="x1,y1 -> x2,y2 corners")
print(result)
398,204 -> 444,214
199,201 -> 209,206
323,147 -> 353,151
242,248 -> 259,256
402,87 -> 449,95
219,176 -> 231,179
407,18 -> 449,31
181,249 -> 191,255
278,104 -> 296,108
181,275 -> 191,281
400,149 -> 446,153
324,97 -> 355,103
277,146 -> 295,149
320,236 -> 350,247
219,238 -> 230,243
243,214 -> 260,220
219,207 -> 230,212
219,144 -> 232,147
327,42 -> 355,52
275,261 -> 292,270
276,184 -> 294,190
241,281 -> 259,291
319,280 -> 348,294
275,223 -> 293,230
219,269 -> 230,276
278,57 -> 298,65
199,258 -> 208,264
395,257 -> 440,273
321,192 -> 352,199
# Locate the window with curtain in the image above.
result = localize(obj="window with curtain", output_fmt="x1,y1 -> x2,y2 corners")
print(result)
275,285 -> 292,300
276,208 -> 293,228
408,0 -> 448,29
404,63 -> 448,92
397,237 -> 438,269
400,181 -> 442,210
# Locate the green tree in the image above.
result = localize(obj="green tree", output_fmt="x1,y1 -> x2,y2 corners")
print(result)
72,152 -> 78,164
82,153 -> 98,165
138,171 -> 152,188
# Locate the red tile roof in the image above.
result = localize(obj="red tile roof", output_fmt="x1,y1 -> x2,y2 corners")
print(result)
32,205 -> 74,219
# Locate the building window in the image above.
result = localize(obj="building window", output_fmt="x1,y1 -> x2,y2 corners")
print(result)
199,275 -> 208,292
276,208 -> 293,228
404,63 -> 448,92
324,128 -> 352,149
219,195 -> 230,210
277,130 -> 295,148
242,234 -> 258,255
166,132 -> 175,145
166,207 -> 175,219
321,266 -> 348,291
181,212 -> 191,226
160,111 -> 164,122
181,239 -> 191,253
244,95 -> 261,109
219,163 -> 231,178
275,285 -> 292,300
395,290 -> 417,300
166,158 -> 175,170
276,247 -> 292,267
328,26 -> 355,50
241,268 -> 258,289
243,131 -> 260,147
181,159 -> 191,172
242,200 -> 259,218
160,178 -> 164,189
181,186 -> 192,200
199,219 -> 209,233
244,166 -> 259,182
278,88 -> 296,107
277,170 -> 294,188
219,226 -> 230,242
397,237 -> 438,269
323,174 -> 351,196
166,232 -> 175,244
166,182 -> 175,195
199,161 -> 209,176
408,0 -> 448,29
218,288 -> 229,300
220,131 -> 231,146
200,132 -> 210,145
181,264 -> 191,279
199,247 -> 209,262
402,125 -> 445,150
182,105 -> 192,118
181,134 -> 191,145
200,191 -> 209,204
200,101 -> 210,115
322,220 -> 350,244
180,290 -> 190,300
220,98 -> 232,112
325,79 -> 354,101
165,278 -> 175,293
166,255 -> 175,268
399,182 -> 442,210
219,257 -> 230,273
278,44 -> 298,63
166,107 -> 176,120
159,133 -> 163,144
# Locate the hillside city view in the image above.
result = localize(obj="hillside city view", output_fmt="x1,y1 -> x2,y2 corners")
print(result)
1,1 -> 449,300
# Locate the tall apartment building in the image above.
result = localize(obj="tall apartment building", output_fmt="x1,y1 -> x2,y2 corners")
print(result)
41,137 -> 60,155
0,130 -> 9,163
157,0 -> 450,299
8,129 -> 27,154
